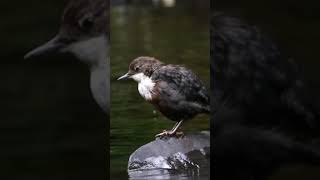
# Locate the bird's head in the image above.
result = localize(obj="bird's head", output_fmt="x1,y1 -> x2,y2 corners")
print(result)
118,56 -> 164,82
24,0 -> 109,65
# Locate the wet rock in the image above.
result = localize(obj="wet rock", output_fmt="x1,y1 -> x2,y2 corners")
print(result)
128,131 -> 210,174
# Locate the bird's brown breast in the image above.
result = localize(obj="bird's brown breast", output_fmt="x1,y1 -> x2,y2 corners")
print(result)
148,82 -> 169,115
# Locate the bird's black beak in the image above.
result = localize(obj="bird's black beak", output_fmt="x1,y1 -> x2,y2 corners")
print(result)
117,73 -> 130,80
24,35 -> 66,59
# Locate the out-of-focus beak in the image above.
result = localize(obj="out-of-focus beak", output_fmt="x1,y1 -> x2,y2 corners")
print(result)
24,35 -> 65,59
117,73 -> 130,80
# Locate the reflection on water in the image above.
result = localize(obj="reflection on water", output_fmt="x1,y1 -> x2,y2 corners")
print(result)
110,1 -> 210,179
128,168 -> 209,180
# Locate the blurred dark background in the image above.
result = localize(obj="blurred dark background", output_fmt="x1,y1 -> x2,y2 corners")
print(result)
0,1 -> 107,179
215,0 -> 320,100
214,0 -> 320,179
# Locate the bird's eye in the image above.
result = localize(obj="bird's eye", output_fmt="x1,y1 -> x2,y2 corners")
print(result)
79,17 -> 94,31
135,67 -> 139,71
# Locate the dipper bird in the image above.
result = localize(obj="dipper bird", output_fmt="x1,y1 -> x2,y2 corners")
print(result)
211,13 -> 320,179
211,13 -> 320,139
24,0 -> 109,114
118,56 -> 210,137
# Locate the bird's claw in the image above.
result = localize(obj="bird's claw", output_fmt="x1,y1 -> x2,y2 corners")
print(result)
155,130 -> 184,139
155,130 -> 170,138
176,131 -> 184,138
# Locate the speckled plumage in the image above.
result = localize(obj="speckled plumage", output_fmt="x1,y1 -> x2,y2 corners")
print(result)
151,64 -> 210,121
211,13 -> 320,136
120,56 -> 210,123
211,13 -> 320,179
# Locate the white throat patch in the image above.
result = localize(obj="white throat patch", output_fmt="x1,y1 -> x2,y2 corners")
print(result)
131,73 -> 155,100
64,35 -> 107,65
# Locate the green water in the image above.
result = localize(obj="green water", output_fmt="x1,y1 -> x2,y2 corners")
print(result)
110,2 -> 210,179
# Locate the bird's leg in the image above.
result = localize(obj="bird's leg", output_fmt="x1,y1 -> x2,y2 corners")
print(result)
170,120 -> 183,134
155,120 -> 184,138
171,120 -> 184,137
170,122 -> 180,131
156,122 -> 179,137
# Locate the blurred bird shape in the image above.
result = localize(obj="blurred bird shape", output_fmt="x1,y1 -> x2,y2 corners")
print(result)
25,0 -> 109,114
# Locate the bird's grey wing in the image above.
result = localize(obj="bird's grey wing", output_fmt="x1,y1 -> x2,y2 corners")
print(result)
152,65 -> 209,108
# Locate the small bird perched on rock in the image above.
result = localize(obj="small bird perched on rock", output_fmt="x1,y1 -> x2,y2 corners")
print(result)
118,56 -> 210,137
24,0 -> 109,114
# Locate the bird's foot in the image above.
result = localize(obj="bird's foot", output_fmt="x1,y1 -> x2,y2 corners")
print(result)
155,130 -> 184,139
176,131 -> 184,138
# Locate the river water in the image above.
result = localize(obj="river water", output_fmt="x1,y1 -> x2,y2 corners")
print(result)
110,1 -> 210,179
